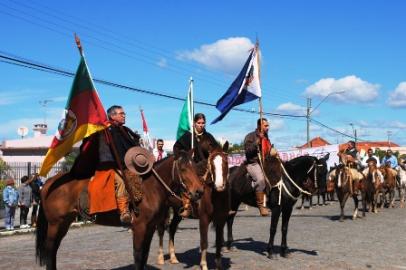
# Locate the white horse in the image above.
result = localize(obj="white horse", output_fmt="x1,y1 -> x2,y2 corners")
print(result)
396,163 -> 406,208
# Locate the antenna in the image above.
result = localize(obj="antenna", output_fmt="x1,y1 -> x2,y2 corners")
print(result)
39,99 -> 53,124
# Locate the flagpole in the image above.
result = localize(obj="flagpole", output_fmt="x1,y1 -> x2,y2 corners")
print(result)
189,77 -> 194,149
74,33 -> 84,56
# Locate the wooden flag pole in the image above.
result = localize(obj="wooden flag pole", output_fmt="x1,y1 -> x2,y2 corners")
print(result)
74,33 -> 83,56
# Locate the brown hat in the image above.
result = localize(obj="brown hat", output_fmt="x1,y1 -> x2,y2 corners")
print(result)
124,146 -> 154,175
6,179 -> 15,186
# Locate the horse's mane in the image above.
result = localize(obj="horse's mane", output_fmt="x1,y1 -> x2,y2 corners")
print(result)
285,155 -> 316,169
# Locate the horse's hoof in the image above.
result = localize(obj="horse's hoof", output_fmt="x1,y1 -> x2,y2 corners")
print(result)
200,263 -> 208,270
222,246 -> 235,253
267,253 -> 273,259
170,257 -> 179,264
339,217 -> 344,222
157,255 -> 165,265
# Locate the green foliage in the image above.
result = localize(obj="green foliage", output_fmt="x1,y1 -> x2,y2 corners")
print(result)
0,158 -> 10,180
0,179 -> 5,209
62,150 -> 79,172
227,142 -> 244,154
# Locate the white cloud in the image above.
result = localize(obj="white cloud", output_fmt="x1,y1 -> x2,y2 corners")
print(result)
177,37 -> 254,74
0,90 -> 30,105
157,58 -> 168,68
275,102 -> 307,116
388,82 -> 406,108
304,75 -> 379,103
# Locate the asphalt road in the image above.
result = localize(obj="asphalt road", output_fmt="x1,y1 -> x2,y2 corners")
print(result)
1,199 -> 406,270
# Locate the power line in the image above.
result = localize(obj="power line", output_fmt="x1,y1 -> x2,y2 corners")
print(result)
311,118 -> 367,142
0,0 -> 299,103
0,52 -> 306,120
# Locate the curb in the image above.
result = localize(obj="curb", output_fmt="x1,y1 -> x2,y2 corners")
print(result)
0,221 -> 93,237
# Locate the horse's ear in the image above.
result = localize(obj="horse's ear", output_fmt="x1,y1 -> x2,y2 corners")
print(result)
222,141 -> 229,152
322,153 -> 330,161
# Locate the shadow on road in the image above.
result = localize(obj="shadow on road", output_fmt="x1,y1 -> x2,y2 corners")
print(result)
231,237 -> 318,257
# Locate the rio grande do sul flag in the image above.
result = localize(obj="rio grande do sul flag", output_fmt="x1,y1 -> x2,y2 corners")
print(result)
39,55 -> 107,176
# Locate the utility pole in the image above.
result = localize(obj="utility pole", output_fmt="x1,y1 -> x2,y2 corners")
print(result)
387,130 -> 392,148
39,99 -> 53,125
306,97 -> 311,148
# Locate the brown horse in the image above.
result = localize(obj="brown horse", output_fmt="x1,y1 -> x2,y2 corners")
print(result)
361,161 -> 383,215
335,163 -> 364,221
35,149 -> 204,270
379,165 -> 397,208
156,142 -> 229,270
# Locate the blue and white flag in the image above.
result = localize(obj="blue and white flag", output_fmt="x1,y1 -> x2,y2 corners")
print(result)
211,46 -> 262,124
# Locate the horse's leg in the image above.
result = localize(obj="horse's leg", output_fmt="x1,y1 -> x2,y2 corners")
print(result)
225,206 -> 239,251
299,195 -> 305,210
225,199 -> 241,251
280,205 -> 293,258
361,191 -> 367,217
339,191 -> 349,222
156,219 -> 165,265
390,188 -> 396,208
309,195 -> 313,209
141,227 -> 155,268
168,211 -> 182,264
267,206 -> 281,259
199,213 -> 211,270
352,194 -> 359,220
132,223 -> 147,270
214,213 -> 227,270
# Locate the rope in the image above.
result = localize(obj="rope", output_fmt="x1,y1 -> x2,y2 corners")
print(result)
280,162 -> 312,196
152,162 -> 183,202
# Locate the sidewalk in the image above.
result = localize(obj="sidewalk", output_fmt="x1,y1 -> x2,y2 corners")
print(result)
0,207 -> 88,237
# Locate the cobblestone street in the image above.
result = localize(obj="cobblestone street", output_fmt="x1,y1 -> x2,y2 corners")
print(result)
1,200 -> 406,270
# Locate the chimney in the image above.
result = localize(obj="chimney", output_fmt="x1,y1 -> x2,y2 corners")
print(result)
33,123 -> 48,137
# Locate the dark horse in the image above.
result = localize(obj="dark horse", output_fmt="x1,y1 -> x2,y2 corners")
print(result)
35,142 -> 204,270
226,153 -> 329,258
156,142 -> 229,270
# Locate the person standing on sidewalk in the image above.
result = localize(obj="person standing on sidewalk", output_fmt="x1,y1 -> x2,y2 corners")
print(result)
18,176 -> 32,228
3,178 -> 19,230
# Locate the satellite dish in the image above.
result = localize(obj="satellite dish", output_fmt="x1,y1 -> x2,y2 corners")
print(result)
17,126 -> 29,138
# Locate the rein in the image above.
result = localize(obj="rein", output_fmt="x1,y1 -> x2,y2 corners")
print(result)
150,160 -> 187,202
273,160 -> 315,205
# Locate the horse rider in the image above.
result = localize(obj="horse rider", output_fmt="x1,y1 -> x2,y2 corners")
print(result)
244,117 -> 276,217
72,105 -> 140,225
381,149 -> 400,183
340,140 -> 363,194
361,148 -> 383,183
173,113 -> 220,217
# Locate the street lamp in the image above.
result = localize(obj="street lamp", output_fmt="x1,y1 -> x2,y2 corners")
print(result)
306,91 -> 345,148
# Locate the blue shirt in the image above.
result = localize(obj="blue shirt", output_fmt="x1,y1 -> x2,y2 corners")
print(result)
3,186 -> 19,207
381,155 -> 398,169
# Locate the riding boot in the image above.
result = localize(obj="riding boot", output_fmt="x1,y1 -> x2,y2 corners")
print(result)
255,192 -> 269,216
179,194 -> 192,218
116,196 -> 132,225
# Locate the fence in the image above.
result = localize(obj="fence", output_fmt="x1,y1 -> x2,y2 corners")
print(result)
1,162 -> 69,186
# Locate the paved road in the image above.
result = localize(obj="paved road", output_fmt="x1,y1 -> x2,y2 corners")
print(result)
1,199 -> 406,270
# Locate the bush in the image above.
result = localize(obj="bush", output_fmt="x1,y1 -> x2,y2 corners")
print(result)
0,180 -> 5,209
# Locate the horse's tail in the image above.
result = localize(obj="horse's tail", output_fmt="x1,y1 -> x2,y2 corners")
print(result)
35,201 -> 48,266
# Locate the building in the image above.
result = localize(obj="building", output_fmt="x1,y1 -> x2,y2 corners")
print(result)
297,137 -> 331,149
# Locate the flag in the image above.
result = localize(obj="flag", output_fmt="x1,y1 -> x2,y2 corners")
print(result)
211,45 -> 262,124
39,55 -> 107,176
176,79 -> 194,141
140,108 -> 153,150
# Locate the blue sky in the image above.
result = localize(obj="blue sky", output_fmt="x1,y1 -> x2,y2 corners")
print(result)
0,0 -> 405,150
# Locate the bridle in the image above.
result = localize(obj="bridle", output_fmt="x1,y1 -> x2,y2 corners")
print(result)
151,158 -> 193,202
272,158 -> 321,205
202,150 -> 228,191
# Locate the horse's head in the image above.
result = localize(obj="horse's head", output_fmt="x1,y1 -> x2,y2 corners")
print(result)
175,150 -> 204,201
262,153 -> 282,186
204,141 -> 229,192
302,155 -> 329,193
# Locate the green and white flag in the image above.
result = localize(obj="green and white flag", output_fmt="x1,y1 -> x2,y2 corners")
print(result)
176,78 -> 194,147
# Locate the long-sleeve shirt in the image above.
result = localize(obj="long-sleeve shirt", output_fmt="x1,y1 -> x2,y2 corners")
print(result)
381,155 -> 398,168
3,186 -> 19,207
18,184 -> 32,207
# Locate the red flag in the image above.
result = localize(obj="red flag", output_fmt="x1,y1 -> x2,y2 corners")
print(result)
140,109 -> 148,133
39,55 -> 107,176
